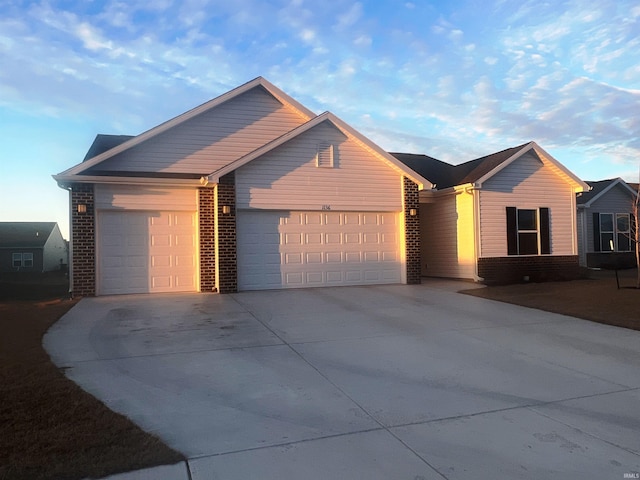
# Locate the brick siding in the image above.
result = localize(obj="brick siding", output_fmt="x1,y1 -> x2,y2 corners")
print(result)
70,184 -> 95,296
403,177 -> 421,284
216,173 -> 237,293
477,255 -> 580,285
199,188 -> 216,292
586,252 -> 636,269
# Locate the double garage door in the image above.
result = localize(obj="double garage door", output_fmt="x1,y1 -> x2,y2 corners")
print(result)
237,211 -> 402,290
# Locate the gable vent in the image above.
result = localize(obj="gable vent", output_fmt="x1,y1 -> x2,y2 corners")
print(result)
316,143 -> 334,168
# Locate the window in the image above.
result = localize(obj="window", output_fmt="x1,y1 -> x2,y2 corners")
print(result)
506,207 -> 551,256
11,252 -> 34,268
23,253 -> 33,268
316,143 -> 334,168
593,212 -> 633,252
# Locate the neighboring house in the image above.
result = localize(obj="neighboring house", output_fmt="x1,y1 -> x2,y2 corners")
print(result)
576,178 -> 638,268
393,142 -> 589,284
0,222 -> 68,273
54,77 -> 431,296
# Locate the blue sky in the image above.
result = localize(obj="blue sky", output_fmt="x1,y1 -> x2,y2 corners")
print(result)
1,0 -> 639,239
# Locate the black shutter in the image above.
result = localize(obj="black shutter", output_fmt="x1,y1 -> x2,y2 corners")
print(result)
540,208 -> 550,254
593,212 -> 601,252
631,214 -> 637,248
506,207 -> 518,255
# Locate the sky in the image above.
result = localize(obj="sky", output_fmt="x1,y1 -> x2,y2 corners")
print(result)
1,0 -> 639,239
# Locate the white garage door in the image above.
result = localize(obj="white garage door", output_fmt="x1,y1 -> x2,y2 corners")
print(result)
97,211 -> 197,295
237,211 -> 402,290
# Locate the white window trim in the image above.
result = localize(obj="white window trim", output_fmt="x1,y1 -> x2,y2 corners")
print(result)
599,212 -> 632,252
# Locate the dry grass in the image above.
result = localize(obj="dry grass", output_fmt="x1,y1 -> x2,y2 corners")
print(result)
463,268 -> 640,331
0,275 -> 184,480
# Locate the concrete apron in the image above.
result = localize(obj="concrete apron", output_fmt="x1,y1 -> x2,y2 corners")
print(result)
44,281 -> 640,480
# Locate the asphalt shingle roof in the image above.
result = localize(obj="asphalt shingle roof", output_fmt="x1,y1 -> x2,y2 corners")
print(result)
391,143 -> 529,189
0,222 -> 56,248
83,134 -> 134,161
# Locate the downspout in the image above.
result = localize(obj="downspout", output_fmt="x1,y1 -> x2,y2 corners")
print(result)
466,184 -> 484,282
67,187 -> 73,297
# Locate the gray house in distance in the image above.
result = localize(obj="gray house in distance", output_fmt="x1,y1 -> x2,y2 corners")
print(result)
577,178 -> 638,268
0,222 -> 68,273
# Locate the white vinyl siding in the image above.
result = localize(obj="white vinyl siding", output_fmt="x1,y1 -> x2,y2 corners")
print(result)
95,185 -> 197,211
93,88 -> 306,174
420,191 -> 476,279
42,224 -> 67,272
479,151 -> 576,257
236,122 -> 403,211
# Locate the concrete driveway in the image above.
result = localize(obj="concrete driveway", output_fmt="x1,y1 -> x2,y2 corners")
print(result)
44,281 -> 640,479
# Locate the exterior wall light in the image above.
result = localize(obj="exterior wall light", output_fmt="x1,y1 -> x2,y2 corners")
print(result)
409,208 -> 417,216
222,205 -> 231,214
77,204 -> 87,214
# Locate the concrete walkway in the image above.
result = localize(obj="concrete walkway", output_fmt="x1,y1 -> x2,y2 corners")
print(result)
44,281 -> 640,479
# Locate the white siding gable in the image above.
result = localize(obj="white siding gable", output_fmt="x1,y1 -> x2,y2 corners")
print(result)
93,87 -> 307,175
479,150 -> 576,257
236,121 -> 403,211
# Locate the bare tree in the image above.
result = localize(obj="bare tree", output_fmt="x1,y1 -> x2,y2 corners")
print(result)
634,179 -> 640,288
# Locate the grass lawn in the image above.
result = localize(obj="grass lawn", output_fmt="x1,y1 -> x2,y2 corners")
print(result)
463,268 -> 640,331
0,274 -> 184,480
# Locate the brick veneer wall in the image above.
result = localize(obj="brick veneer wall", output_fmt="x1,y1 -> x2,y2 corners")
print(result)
70,183 -> 95,296
199,188 -> 216,292
586,252 -> 636,269
403,177 -> 421,284
477,255 -> 580,285
216,173 -> 237,293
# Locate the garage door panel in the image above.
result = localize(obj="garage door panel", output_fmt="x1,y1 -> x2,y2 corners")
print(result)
98,211 -> 197,295
238,210 -> 402,291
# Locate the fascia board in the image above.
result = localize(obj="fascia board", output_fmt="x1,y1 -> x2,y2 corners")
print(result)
52,174 -> 208,188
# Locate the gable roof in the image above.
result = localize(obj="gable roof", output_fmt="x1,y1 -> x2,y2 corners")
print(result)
577,178 -> 638,207
83,134 -> 134,161
207,112 -> 433,190
56,77 -> 316,180
0,222 -> 57,248
392,141 -> 588,192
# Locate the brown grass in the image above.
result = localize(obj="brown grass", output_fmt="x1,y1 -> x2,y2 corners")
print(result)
463,268 -> 640,331
0,275 -> 184,480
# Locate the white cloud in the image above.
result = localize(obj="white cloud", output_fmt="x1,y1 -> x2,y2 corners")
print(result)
336,2 -> 363,29
354,34 -> 372,47
300,28 -> 316,42
75,22 -> 112,51
484,56 -> 498,65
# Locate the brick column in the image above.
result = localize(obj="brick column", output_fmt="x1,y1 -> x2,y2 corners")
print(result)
199,188 -> 216,292
403,177 -> 421,284
70,183 -> 95,296
216,173 -> 237,293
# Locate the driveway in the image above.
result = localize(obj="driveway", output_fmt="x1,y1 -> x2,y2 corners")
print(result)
44,281 -> 640,479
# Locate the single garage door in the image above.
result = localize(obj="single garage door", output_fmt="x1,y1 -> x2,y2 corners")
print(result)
237,211 -> 402,290
97,211 -> 197,295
